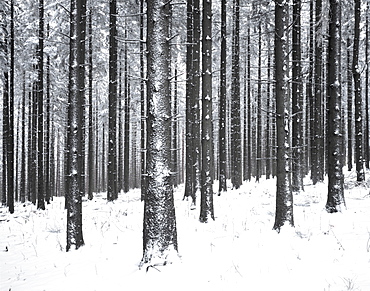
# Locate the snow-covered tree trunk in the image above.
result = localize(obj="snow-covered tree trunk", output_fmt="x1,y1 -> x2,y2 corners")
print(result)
326,0 -> 345,213
353,0 -> 365,182
199,0 -> 214,223
66,0 -> 86,251
218,0 -> 227,194
230,0 -> 242,189
273,0 -> 294,232
107,0 -> 118,201
142,0 -> 178,265
37,0 -> 45,210
292,0 -> 304,192
347,36 -> 353,172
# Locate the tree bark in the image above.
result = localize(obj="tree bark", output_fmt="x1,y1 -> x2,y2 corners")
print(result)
353,0 -> 365,182
199,0 -> 215,223
326,0 -> 345,213
273,0 -> 294,232
142,0 -> 178,266
347,36 -> 353,171
107,0 -> 118,201
66,0 -> 86,251
218,0 -> 227,194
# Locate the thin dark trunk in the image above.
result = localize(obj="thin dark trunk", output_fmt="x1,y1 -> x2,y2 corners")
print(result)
124,26 -> 130,194
292,0 -> 304,192
218,0 -> 227,194
353,0 -> 365,182
256,22 -> 262,183
88,7 -> 94,200
247,25 -> 252,181
20,71 -> 26,203
347,36 -> 353,171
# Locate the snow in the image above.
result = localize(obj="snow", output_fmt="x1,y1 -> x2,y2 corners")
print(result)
1,173 -> 370,291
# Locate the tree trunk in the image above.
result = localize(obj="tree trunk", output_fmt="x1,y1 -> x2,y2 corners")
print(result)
247,25 -> 252,181
20,71 -> 26,203
140,0 -> 147,200
88,7 -> 94,200
184,0 -> 196,203
347,36 -> 353,171
353,0 -> 365,182
142,0 -> 178,265
292,0 -> 304,192
326,0 -> 345,213
218,0 -> 227,194
123,26 -> 130,194
199,0 -> 215,223
273,0 -> 294,232
66,0 -> 86,251
107,0 -> 118,201
256,21 -> 262,183
230,0 -> 242,189
365,1 -> 369,170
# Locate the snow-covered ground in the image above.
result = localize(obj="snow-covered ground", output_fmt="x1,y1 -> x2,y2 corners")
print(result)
1,173 -> 370,291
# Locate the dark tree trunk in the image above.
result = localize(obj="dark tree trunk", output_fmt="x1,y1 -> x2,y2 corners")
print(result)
266,26 -> 271,180
140,0 -> 147,200
366,2 -> 369,169
273,0 -> 294,232
66,0 -> 86,251
326,0 -> 345,213
107,0 -> 118,201
353,0 -> 365,182
247,25 -> 252,181
199,0 -> 214,223
123,27 -> 130,194
142,0 -> 178,265
313,0 -> 324,184
45,40 -> 51,204
184,0 -> 196,203
7,0 -> 14,213
230,0 -> 242,189
365,2 -> 370,169
347,36 -> 353,171
292,0 -> 304,192
256,22 -> 262,183
20,71 -> 26,203
87,7 -> 94,200
218,0 -> 227,194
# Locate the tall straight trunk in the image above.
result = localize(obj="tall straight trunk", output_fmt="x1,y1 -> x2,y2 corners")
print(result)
266,27 -> 271,180
20,71 -> 26,203
308,0 -> 315,180
142,0 -> 178,265
326,0 -> 345,212
107,0 -> 118,201
347,36 -> 353,171
2,71 -> 9,207
353,0 -> 365,182
199,0 -> 214,223
118,52 -> 123,191
230,0 -> 241,189
192,0 -> 201,193
313,0 -> 324,184
140,0 -> 147,200
292,0 -> 304,192
273,0 -> 294,232
247,25 -> 252,181
218,0 -> 227,194
87,7 -> 94,200
45,44 -> 51,204
123,26 -> 130,194
366,2 -> 369,169
7,0 -> 14,213
172,65 -> 179,187
66,0 -> 86,251
184,0 -> 196,203
256,22 -> 262,182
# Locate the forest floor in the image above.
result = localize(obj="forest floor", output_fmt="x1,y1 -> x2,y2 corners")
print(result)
1,172 -> 370,291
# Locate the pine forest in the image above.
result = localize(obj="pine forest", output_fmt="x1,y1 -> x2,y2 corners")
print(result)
1,0 -> 370,289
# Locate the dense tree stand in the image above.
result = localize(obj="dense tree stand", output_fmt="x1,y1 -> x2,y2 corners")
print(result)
141,0 -> 178,266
